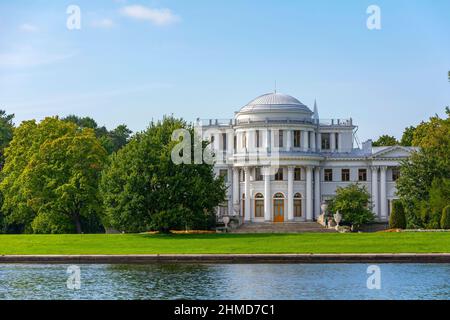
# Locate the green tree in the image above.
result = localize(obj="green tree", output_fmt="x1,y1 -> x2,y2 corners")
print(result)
441,205 -> 450,229
0,110 -> 14,168
396,108 -> 450,228
63,115 -> 132,154
400,126 -> 416,146
0,117 -> 107,233
372,135 -> 398,147
389,201 -> 406,229
328,184 -> 374,230
100,116 -> 226,233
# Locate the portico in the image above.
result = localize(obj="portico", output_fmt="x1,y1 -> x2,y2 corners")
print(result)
231,164 -> 319,223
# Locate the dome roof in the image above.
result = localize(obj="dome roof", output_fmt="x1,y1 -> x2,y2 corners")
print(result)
239,93 -> 312,114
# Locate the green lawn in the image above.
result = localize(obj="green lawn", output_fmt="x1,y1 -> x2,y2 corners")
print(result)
0,232 -> 449,255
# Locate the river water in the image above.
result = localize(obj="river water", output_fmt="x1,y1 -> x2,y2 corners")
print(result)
0,263 -> 449,300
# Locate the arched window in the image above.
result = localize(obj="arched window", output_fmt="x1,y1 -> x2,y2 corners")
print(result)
254,193 -> 264,218
274,192 -> 285,199
294,193 -> 302,217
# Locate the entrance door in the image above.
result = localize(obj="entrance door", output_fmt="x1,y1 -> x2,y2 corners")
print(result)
273,193 -> 285,223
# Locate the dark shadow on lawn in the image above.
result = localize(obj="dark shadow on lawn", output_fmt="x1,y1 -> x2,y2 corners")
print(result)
138,233 -> 333,240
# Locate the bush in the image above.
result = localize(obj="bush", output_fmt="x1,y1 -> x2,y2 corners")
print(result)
389,201 -> 406,229
441,206 -> 450,229
31,211 -> 75,234
328,184 -> 374,231
150,209 -> 182,233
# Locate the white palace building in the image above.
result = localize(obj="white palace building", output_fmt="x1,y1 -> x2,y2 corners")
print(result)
198,92 -> 415,224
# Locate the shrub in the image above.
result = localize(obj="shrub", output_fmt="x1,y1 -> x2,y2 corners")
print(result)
389,201 -> 406,229
441,206 -> 450,229
328,184 -> 374,231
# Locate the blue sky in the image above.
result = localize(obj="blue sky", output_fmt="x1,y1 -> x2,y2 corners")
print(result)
0,0 -> 449,142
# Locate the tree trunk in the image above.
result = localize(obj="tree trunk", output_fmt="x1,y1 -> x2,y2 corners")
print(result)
73,212 -> 82,234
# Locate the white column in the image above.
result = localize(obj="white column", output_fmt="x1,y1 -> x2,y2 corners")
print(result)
227,131 -> 234,156
264,167 -> 271,222
337,133 -> 342,152
380,166 -> 388,221
248,130 -> 254,152
314,166 -> 321,219
287,166 -> 294,221
265,129 -> 271,153
302,130 -> 309,151
306,166 -> 313,221
236,132 -> 241,151
311,131 -> 316,152
286,130 -> 292,152
330,132 -> 336,152
244,167 -> 251,222
232,168 -> 240,216
371,166 -> 379,218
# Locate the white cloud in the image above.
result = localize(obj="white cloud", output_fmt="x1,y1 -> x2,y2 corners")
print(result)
91,18 -> 115,29
19,23 -> 39,33
120,5 -> 180,26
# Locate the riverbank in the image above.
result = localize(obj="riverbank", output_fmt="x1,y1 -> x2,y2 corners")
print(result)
1,253 -> 450,264
1,233 -> 449,255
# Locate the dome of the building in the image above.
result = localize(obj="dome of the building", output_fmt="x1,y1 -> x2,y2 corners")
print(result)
240,93 -> 312,113
236,92 -> 313,122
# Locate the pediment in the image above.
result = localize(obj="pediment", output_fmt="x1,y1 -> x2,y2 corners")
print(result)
371,146 -> 416,159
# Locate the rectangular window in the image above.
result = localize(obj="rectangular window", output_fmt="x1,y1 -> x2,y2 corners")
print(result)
255,130 -> 261,148
278,130 -> 284,148
341,169 -> 350,182
294,168 -> 301,181
321,133 -> 331,150
335,133 -> 339,150
255,167 -> 263,181
324,169 -> 333,182
219,169 -> 228,182
222,133 -> 227,151
293,130 -> 301,148
358,169 -> 367,181
294,199 -> 302,217
255,199 -> 264,218
234,135 -> 237,151
275,168 -> 284,181
392,168 -> 400,181
240,169 -> 245,182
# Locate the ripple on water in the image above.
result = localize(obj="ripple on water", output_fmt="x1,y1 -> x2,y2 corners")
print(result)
0,263 -> 448,300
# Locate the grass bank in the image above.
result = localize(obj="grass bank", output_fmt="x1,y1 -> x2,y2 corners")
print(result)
0,232 -> 449,255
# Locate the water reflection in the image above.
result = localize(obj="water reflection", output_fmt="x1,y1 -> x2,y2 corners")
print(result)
0,264 -> 449,300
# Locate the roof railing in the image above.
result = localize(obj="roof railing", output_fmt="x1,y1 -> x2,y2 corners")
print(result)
196,118 -> 354,127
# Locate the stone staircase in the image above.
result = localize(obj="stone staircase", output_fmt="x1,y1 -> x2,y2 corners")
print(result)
232,222 -> 337,233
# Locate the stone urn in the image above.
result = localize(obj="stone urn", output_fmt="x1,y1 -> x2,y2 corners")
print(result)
222,216 -> 230,229
333,211 -> 342,230
321,202 -> 328,215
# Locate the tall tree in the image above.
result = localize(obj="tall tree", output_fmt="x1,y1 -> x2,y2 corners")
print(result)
0,110 -> 14,168
100,116 -> 226,233
396,108 -> 450,228
0,117 -> 107,233
63,115 -> 132,154
400,126 -> 416,146
372,135 -> 398,147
